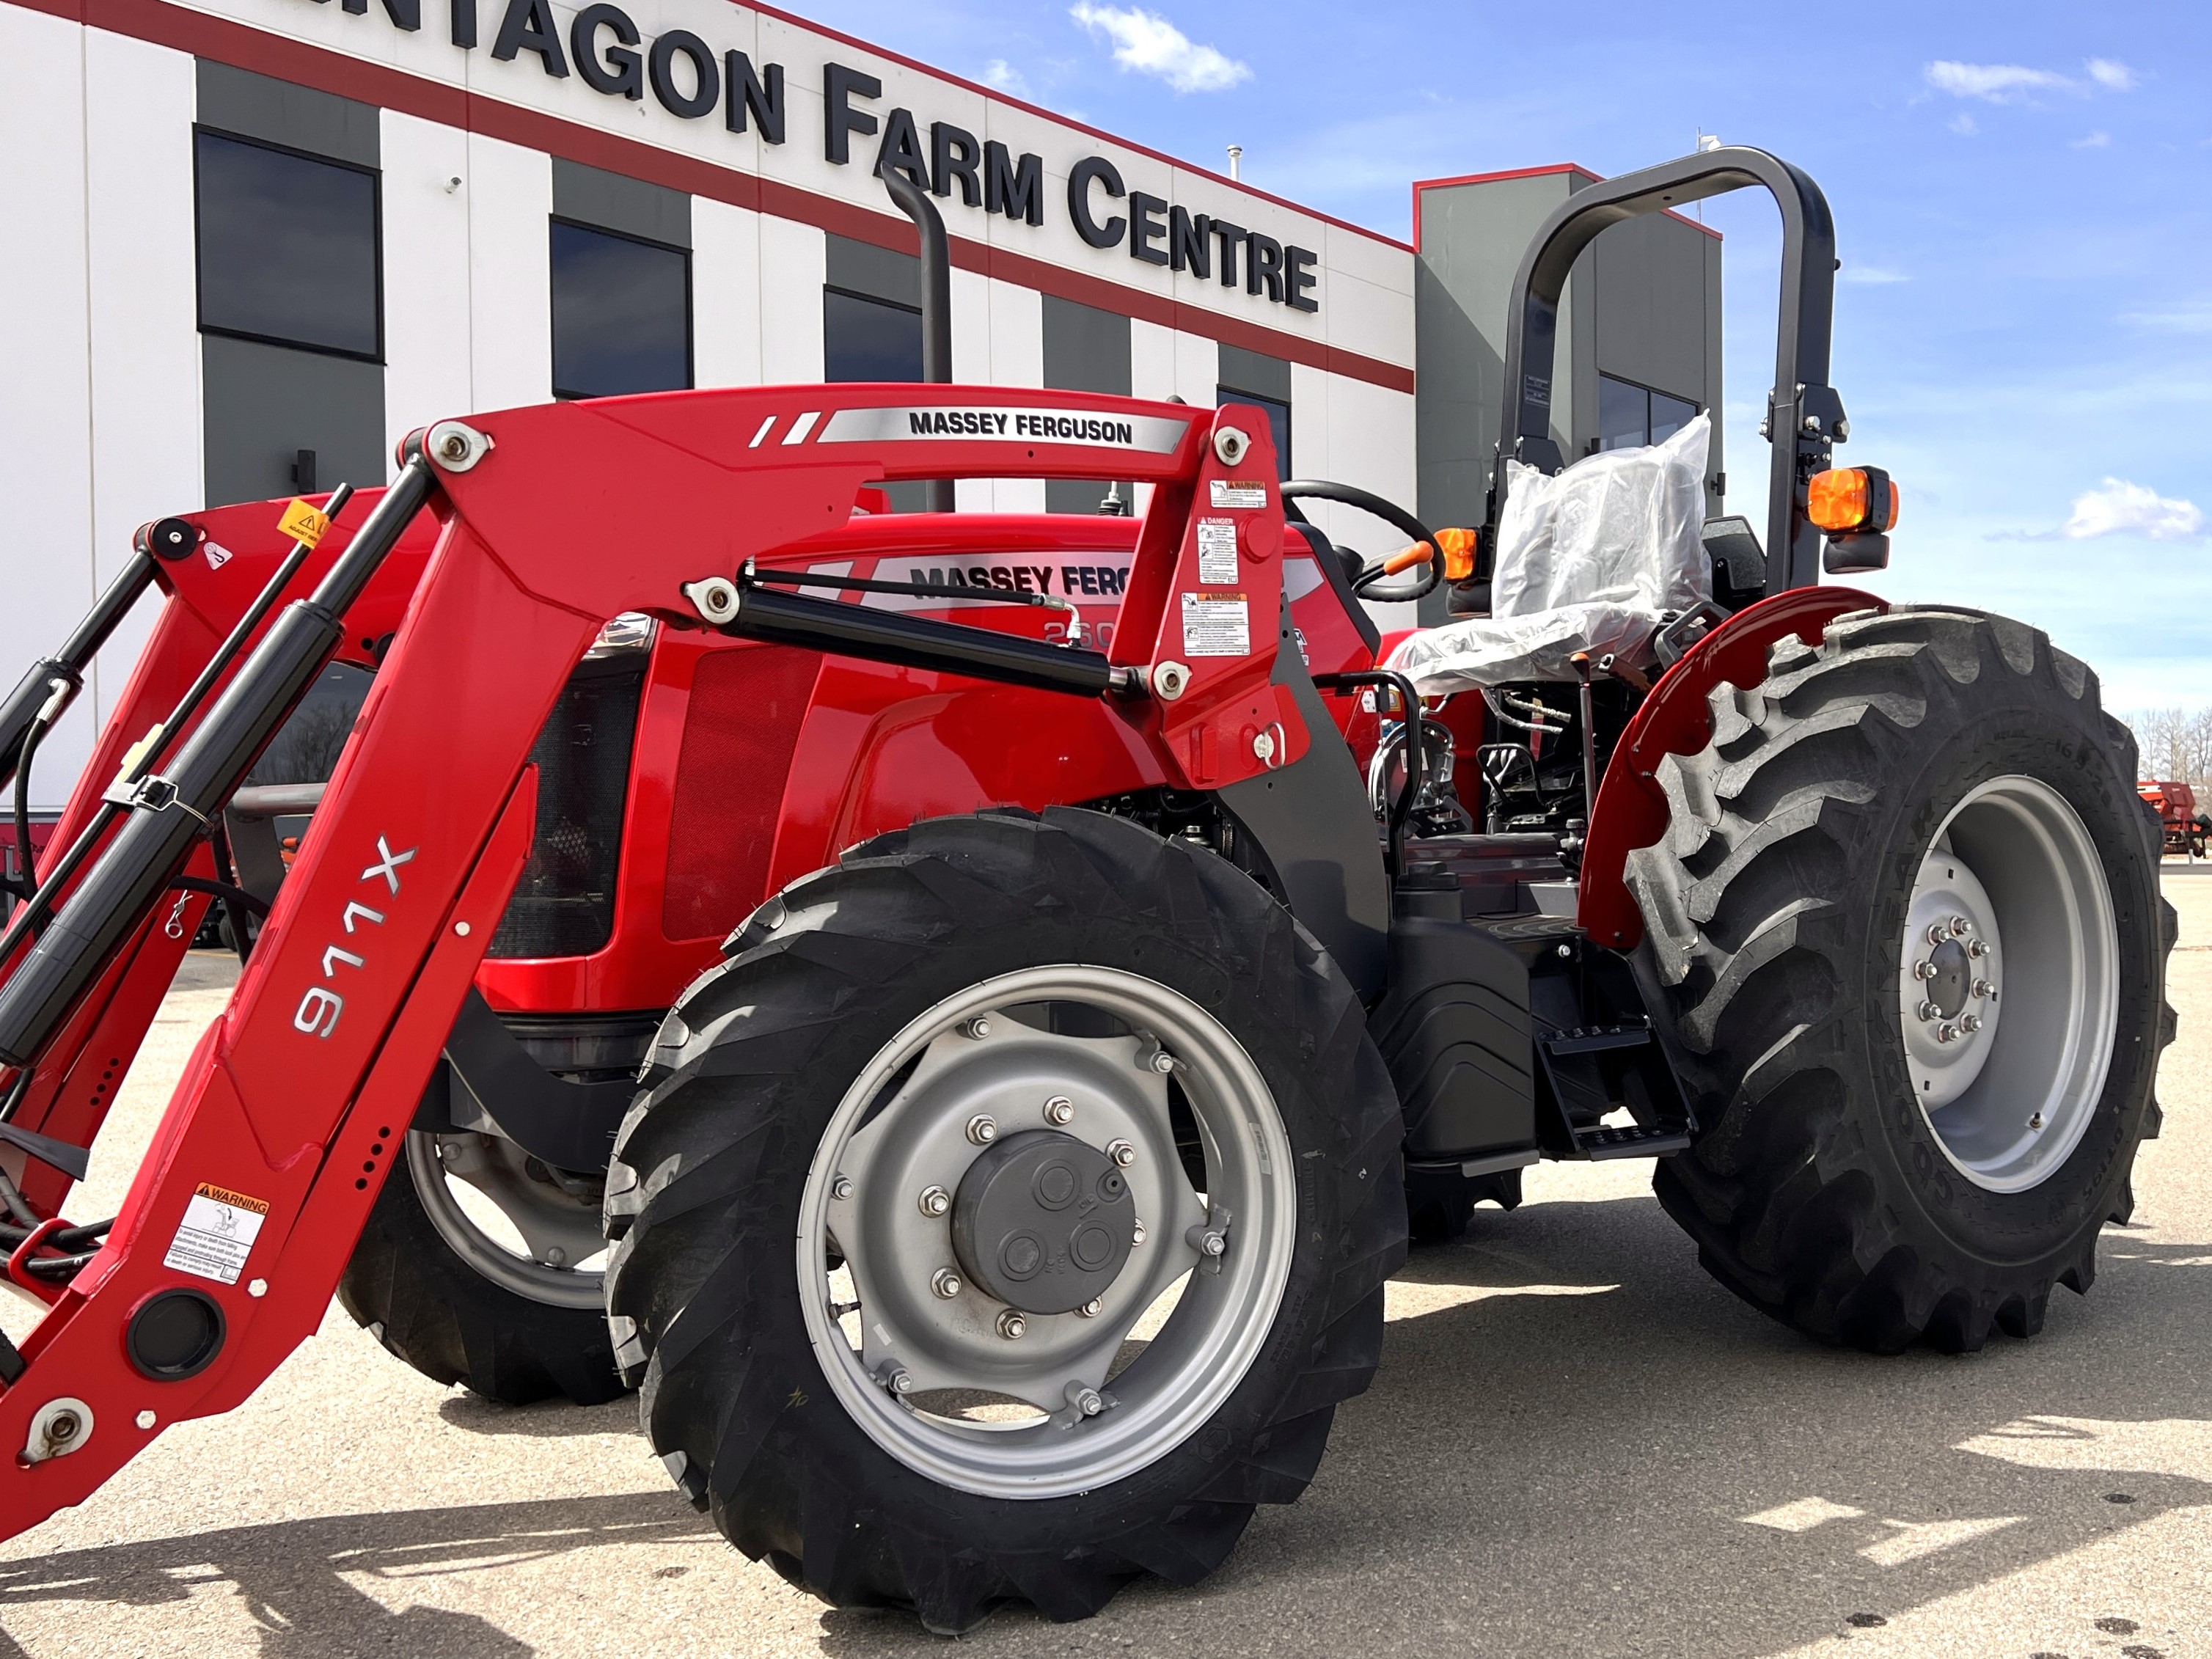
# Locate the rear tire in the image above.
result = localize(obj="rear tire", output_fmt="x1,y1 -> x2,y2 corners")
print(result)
1628,607 -> 2173,1352
603,807 -> 1405,1631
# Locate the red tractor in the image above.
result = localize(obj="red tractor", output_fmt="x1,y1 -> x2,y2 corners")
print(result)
2137,778 -> 2208,858
0,150 -> 2169,1633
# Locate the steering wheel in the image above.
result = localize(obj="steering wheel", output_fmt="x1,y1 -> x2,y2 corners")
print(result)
1279,480 -> 1442,604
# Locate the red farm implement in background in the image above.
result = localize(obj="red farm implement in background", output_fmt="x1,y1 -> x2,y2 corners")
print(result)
2137,779 -> 2208,858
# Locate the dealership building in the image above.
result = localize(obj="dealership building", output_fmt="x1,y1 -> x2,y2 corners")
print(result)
1,0 -> 1724,805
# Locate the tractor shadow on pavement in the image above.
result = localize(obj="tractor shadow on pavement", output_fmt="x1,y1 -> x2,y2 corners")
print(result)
0,1492 -> 708,1658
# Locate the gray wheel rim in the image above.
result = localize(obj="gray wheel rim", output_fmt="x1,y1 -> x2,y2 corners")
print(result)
1898,774 -> 2119,1193
796,965 -> 1298,1501
405,1130 -> 607,1310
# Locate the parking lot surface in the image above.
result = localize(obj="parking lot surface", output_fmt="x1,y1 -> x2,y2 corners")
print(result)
3,882 -> 2208,1659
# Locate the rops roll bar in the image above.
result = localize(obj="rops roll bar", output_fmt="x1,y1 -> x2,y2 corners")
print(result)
1487,146 -> 1842,596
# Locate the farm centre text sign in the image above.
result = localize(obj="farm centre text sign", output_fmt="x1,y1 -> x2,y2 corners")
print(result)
303,0 -> 1322,315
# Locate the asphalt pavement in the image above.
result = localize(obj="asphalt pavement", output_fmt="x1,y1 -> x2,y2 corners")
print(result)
3,879 -> 2208,1658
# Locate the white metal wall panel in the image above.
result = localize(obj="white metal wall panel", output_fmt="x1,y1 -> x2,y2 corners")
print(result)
466,133 -> 552,413
692,196 -> 763,389
757,214 -> 825,385
382,110 -> 474,461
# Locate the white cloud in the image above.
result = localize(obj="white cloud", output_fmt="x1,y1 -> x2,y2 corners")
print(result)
2085,57 -> 2137,90
981,58 -> 1030,98
1926,60 -> 2071,100
2062,478 -> 2205,541
1949,111 -> 1979,136
1069,4 -> 1250,93
2073,130 -> 2112,149
1840,264 -> 1909,285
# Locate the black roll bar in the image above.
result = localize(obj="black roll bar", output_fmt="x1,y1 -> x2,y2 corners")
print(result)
1488,147 -> 1842,596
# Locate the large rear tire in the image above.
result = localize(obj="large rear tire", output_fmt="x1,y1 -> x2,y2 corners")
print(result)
1629,607 -> 2173,1352
602,807 -> 1405,1631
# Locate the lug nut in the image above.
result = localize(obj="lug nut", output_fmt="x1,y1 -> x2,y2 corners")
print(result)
1066,1382 -> 1105,1417
966,1114 -> 998,1145
1949,915 -> 1973,937
882,1365 -> 915,1396
918,1185 -> 952,1217
1189,1226 -> 1228,1258
996,1309 -> 1028,1340
1971,978 -> 1994,1000
1937,1024 -> 1958,1044
831,1175 -> 854,1201
1916,1000 -> 1942,1022
1913,959 -> 1937,981
1927,922 -> 1950,947
931,1267 -> 962,1300
1147,1049 -> 1176,1075
1076,1297 -> 1105,1319
1132,1220 -> 1147,1246
1968,937 -> 1989,959
1044,1095 -> 1074,1126
962,1016 -> 992,1039
1960,1014 -> 1983,1034
1107,1138 -> 1136,1168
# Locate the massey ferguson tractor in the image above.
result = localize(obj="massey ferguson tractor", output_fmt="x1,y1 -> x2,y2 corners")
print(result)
0,149 -> 2170,1633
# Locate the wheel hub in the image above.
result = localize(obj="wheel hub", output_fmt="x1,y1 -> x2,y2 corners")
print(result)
952,1131 -> 1134,1314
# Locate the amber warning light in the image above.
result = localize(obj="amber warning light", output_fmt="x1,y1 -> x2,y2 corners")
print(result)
1809,466 -> 1899,574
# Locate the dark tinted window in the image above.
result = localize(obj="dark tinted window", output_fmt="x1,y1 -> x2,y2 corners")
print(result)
1650,389 -> 1699,445
246,662 -> 372,786
824,286 -> 923,382
1218,385 -> 1292,480
550,219 -> 691,400
195,130 -> 380,359
1599,373 -> 1700,453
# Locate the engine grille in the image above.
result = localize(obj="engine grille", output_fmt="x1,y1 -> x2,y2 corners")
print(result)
662,646 -> 821,940
486,656 -> 645,960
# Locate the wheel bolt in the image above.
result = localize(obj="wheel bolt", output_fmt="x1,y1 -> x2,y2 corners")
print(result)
1913,959 -> 1936,981
918,1185 -> 952,1217
1916,1000 -> 1941,1022
962,1016 -> 992,1039
1132,1220 -> 1147,1246
1067,1382 -> 1105,1417
1107,1138 -> 1136,1167
1149,1050 -> 1176,1074
831,1175 -> 854,1201
1937,1024 -> 1959,1044
966,1114 -> 998,1145
1967,938 -> 1989,959
1927,922 -> 1950,947
1044,1096 -> 1074,1126
1949,915 -> 1973,937
931,1267 -> 962,1300
1960,1014 -> 1983,1034
882,1365 -> 915,1396
996,1309 -> 1028,1340
1971,978 -> 1994,1000
1076,1297 -> 1104,1319
1189,1226 -> 1228,1258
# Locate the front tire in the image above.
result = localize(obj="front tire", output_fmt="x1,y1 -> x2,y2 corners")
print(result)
1628,607 -> 2173,1352
603,808 -> 1405,1630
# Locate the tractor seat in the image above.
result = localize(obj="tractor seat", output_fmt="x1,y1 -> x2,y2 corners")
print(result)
1388,415 -> 1713,695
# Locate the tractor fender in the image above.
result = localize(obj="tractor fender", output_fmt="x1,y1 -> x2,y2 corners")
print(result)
1575,585 -> 1886,951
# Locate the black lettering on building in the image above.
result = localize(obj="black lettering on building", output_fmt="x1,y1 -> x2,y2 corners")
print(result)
876,106 -> 929,189
985,142 -> 1044,226
725,51 -> 784,142
648,31 -> 718,119
343,0 -> 421,32
1128,191 -> 1169,265
571,4 -> 641,100
1208,216 -> 1245,288
1169,206 -> 1209,277
1245,230 -> 1284,302
931,122 -> 981,207
491,0 -> 568,76
824,62 -> 880,164
1283,243 -> 1318,313
449,0 -> 475,48
1068,155 -> 1126,249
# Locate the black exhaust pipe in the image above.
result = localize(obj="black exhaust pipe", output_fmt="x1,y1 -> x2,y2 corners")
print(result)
877,165 -> 956,514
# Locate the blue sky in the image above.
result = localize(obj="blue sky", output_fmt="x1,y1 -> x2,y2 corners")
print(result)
806,0 -> 2211,711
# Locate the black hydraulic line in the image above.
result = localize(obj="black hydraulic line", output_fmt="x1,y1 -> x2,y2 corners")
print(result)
750,567 -> 1067,610
725,579 -> 1124,699
0,552 -> 160,796
878,164 -> 956,514
0,464 -> 431,1071
203,821 -> 259,964
169,874 -> 270,917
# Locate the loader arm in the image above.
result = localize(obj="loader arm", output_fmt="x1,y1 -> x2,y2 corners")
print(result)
0,383 -> 1366,1534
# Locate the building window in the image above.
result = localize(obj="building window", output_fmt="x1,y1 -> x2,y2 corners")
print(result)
1598,373 -> 1700,453
194,129 -> 381,360
824,287 -> 923,383
550,219 -> 692,400
1218,386 -> 1292,480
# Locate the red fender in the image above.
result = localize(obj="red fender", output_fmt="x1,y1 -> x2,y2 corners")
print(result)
1575,586 -> 1887,950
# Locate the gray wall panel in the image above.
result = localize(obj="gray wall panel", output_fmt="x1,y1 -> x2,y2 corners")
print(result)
553,158 -> 689,247
1217,343 -> 1289,403
202,334 -> 385,508
1043,297 -> 1131,512
825,233 -> 918,305
196,61 -> 377,166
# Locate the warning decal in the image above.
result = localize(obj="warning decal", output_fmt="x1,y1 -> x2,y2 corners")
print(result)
1196,519 -> 1239,585
163,1182 -> 271,1286
1209,479 -> 1268,510
1180,593 -> 1251,658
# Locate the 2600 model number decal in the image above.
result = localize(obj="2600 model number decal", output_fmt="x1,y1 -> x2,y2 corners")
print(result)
293,835 -> 417,1041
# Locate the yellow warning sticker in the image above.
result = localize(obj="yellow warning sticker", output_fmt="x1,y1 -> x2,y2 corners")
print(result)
163,1182 -> 271,1286
278,498 -> 331,548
